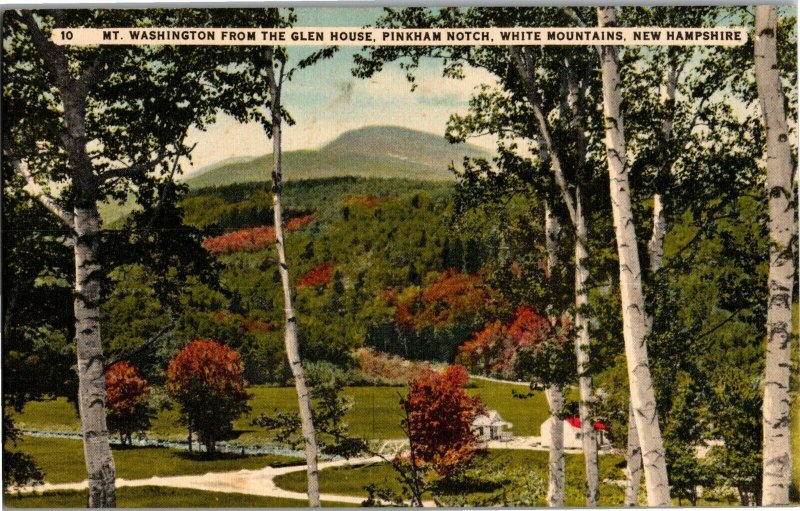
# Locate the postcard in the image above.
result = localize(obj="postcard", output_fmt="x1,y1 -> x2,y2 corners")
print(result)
2,5 -> 797,508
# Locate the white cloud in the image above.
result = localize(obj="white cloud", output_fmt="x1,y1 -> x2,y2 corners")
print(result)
183,60 -> 499,175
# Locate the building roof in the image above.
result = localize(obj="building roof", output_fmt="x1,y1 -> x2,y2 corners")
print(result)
472,410 -> 511,427
565,417 -> 608,431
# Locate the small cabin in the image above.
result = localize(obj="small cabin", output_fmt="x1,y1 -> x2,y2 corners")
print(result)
472,410 -> 513,442
540,416 -> 609,450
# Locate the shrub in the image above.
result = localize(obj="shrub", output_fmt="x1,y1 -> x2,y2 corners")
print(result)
352,347 -> 432,385
165,340 -> 251,453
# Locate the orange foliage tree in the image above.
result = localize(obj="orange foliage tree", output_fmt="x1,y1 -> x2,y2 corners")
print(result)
457,307 -> 563,378
405,269 -> 500,328
507,307 -> 552,347
296,263 -> 336,289
105,362 -> 153,446
388,270 -> 503,361
455,320 -> 510,375
202,213 -> 316,256
165,340 -> 251,453
402,365 -> 484,478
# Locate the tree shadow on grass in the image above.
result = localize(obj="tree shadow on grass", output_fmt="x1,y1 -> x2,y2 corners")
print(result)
175,451 -> 250,462
174,450 -> 304,467
110,443 -> 168,452
432,473 -> 506,496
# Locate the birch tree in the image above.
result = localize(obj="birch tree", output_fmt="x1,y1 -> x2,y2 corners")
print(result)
509,44 -> 600,506
754,5 -> 797,505
205,10 -> 338,504
543,204 -> 566,507
2,9 -> 220,506
595,6 -> 671,506
264,45 -> 322,507
624,16 -> 683,505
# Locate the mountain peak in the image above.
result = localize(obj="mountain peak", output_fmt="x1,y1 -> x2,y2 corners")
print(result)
186,125 -> 491,189
322,126 -> 489,168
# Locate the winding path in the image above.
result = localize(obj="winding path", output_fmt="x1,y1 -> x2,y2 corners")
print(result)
14,456 -> 386,505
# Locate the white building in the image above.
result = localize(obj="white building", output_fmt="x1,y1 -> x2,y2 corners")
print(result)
472,410 -> 513,442
540,417 -> 609,450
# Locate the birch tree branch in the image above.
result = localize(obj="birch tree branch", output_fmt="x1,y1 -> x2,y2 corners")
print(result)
104,319 -> 175,370
509,46 -> 578,226
97,150 -> 168,184
144,143 -> 196,232
17,10 -> 71,88
4,139 -> 74,228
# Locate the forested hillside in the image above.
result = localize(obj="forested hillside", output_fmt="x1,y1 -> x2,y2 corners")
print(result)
98,127 -> 490,224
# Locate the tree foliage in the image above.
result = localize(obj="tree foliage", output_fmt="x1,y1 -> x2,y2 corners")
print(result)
253,362 -> 367,459
105,362 -> 154,446
403,365 -> 484,477
165,339 -> 251,452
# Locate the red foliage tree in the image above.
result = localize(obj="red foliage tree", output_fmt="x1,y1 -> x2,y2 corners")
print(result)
105,362 -> 153,445
457,308 -> 560,378
507,307 -> 552,348
165,340 -> 251,453
396,269 -> 500,329
402,365 -> 485,477
296,263 -> 335,289
456,320 -> 511,375
284,213 -> 316,231
202,213 -> 316,256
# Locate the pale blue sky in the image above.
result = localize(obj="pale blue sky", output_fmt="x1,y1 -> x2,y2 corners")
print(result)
184,7 -> 792,173
184,8 -> 498,173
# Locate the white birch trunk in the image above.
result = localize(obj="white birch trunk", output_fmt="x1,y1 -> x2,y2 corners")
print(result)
564,70 -> 600,506
627,54 -> 680,508
544,203 -> 566,507
624,402 -> 643,506
574,191 -> 599,506
647,61 -> 677,275
545,204 -> 560,281
74,206 -> 116,507
649,195 -> 666,275
755,6 -> 796,505
266,56 -> 322,508
596,7 -> 671,507
545,385 -> 566,508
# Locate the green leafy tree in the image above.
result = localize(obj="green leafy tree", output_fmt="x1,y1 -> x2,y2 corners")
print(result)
165,339 -> 251,453
2,9 -> 230,504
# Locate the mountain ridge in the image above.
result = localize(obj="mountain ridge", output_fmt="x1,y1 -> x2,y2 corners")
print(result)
184,125 -> 490,188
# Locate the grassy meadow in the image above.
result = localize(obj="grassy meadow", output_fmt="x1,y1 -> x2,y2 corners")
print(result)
6,437 -> 301,484
273,449 -> 630,506
10,379 -> 551,445
4,487 -> 347,508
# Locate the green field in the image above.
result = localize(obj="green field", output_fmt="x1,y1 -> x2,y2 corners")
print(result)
8,437 -> 301,484
274,448 -> 628,507
4,487 -> 347,508
11,380 -> 551,443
